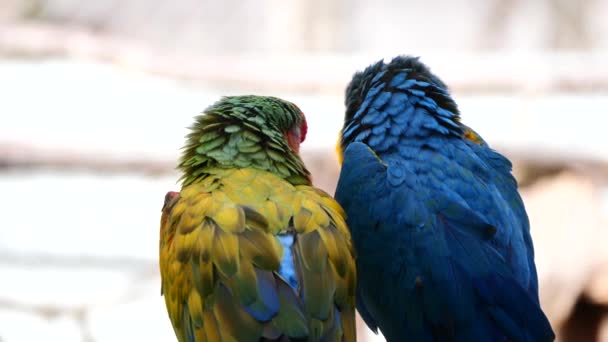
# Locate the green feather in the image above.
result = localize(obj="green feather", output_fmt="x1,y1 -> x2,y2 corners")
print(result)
224,125 -> 241,133
178,95 -> 311,186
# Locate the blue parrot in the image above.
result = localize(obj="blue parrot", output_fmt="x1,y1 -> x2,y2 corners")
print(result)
334,56 -> 554,341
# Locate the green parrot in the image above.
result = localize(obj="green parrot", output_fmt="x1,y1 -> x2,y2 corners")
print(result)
159,95 -> 357,342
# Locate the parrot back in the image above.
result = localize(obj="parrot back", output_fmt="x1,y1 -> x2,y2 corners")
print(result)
160,168 -> 356,342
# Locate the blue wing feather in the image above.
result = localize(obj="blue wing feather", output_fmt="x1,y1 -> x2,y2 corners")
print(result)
242,269 -> 280,321
335,142 -> 553,341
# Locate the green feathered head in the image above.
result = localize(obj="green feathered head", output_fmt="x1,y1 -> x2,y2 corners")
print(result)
179,95 -> 310,186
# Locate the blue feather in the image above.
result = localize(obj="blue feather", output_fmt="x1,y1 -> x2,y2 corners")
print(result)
337,55 -> 554,341
388,72 -> 407,86
371,69 -> 387,83
361,108 -> 387,125
371,91 -> 392,110
277,233 -> 298,289
394,78 -> 418,90
354,128 -> 372,142
242,269 -> 280,321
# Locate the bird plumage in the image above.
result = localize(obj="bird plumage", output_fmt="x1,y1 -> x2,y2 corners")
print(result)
160,96 -> 356,342
335,56 -> 554,341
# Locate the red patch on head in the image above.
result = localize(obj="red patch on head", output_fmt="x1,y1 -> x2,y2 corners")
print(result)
286,104 -> 307,152
162,191 -> 179,211
300,118 -> 307,143
286,130 -> 301,153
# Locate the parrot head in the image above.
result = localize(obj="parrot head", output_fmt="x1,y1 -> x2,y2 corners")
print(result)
179,95 -> 310,186
337,56 -> 466,163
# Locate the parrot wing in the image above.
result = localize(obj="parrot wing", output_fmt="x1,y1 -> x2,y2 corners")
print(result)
335,142 -> 553,341
160,168 -> 356,342
463,125 -> 539,298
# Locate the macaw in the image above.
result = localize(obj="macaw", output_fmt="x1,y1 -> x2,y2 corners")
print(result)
159,95 -> 356,342
334,56 -> 554,341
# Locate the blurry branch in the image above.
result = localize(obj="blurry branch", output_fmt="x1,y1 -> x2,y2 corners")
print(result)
0,257 -> 154,342
0,251 -> 156,271
548,0 -> 593,49
3,141 -> 608,189
1,23 -> 608,94
502,146 -> 608,186
0,298 -> 96,342
479,0 -> 516,49
0,298 -> 87,320
0,142 -> 174,175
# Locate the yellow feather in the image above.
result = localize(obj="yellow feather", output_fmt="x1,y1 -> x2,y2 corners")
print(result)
262,201 -> 282,230
242,206 -> 269,231
250,177 -> 272,199
171,200 -> 188,219
160,168 -> 357,342
273,201 -> 292,229
300,198 -> 327,231
239,186 -> 259,203
198,219 -> 215,262
320,196 -> 347,219
228,256 -> 258,304
207,191 -> 227,215
192,258 -> 214,298
212,228 -> 240,277
312,206 -> 330,228
341,307 -> 357,342
174,230 -> 201,261
212,206 -> 246,233
187,290 -> 204,327
239,229 -> 281,269
178,212 -> 203,235
189,194 -> 212,217
317,227 -> 341,273
293,207 -> 313,234
194,329 -> 207,342
231,169 -> 257,183
202,311 -> 222,341
335,129 -> 344,165
181,184 -> 202,199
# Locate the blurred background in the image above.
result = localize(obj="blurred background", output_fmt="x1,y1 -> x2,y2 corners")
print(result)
1,0 -> 608,341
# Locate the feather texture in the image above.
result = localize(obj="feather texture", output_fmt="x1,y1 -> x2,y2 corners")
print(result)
336,56 -> 554,341
160,96 -> 356,341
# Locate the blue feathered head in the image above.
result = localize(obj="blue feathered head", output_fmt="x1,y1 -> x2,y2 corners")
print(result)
339,56 -> 465,157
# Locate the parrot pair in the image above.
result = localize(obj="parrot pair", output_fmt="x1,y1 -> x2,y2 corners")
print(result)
159,56 -> 554,341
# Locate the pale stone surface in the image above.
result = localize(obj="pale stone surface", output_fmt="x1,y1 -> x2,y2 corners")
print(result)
0,310 -> 81,342
0,265 -> 133,310
0,171 -> 177,259
2,60 -> 608,163
4,0 -> 608,54
87,276 -> 176,342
